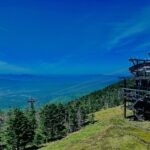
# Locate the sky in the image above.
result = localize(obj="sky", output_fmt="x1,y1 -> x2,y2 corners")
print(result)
0,0 -> 150,75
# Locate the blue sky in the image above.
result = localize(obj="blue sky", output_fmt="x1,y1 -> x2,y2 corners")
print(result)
0,0 -> 150,74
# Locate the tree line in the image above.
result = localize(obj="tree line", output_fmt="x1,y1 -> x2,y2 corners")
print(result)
0,80 -> 123,149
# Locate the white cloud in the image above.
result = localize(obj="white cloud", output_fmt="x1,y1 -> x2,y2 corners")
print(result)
107,6 -> 150,50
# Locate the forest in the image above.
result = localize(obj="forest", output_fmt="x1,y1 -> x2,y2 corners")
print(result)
0,80 -> 123,150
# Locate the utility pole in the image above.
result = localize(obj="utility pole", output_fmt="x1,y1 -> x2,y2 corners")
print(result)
120,76 -> 127,118
123,78 -> 127,118
28,97 -> 35,109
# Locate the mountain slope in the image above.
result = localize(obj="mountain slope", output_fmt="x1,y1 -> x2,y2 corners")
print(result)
40,106 -> 150,150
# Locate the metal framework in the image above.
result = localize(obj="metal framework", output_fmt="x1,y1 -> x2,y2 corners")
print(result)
123,54 -> 150,120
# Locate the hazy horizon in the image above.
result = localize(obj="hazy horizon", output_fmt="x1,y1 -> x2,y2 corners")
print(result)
0,74 -> 118,108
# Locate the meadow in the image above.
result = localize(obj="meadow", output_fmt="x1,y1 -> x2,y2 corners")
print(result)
41,106 -> 150,150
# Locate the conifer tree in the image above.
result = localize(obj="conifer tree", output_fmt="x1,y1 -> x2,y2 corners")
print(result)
39,103 -> 66,142
4,108 -> 33,150
0,110 -> 4,148
25,107 -> 37,147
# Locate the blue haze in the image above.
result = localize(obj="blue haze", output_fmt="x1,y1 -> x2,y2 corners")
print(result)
0,74 -> 118,108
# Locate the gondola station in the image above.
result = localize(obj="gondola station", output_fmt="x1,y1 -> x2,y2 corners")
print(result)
123,54 -> 150,120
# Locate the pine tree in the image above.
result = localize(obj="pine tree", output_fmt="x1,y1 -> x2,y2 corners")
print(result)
67,105 -> 78,132
55,104 -> 66,139
39,104 -> 66,142
65,105 -> 74,133
0,110 -> 4,148
4,108 -> 33,150
26,107 -> 37,142
33,110 -> 46,147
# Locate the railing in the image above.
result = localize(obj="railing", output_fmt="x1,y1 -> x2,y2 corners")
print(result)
122,88 -> 150,101
122,88 -> 150,94
129,62 -> 150,73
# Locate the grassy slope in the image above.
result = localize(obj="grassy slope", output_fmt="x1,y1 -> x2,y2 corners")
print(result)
40,106 -> 150,150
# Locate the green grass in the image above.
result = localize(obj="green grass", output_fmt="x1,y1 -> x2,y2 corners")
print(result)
40,106 -> 150,150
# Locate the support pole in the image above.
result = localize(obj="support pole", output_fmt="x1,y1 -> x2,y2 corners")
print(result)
28,97 -> 35,109
124,78 -> 127,118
